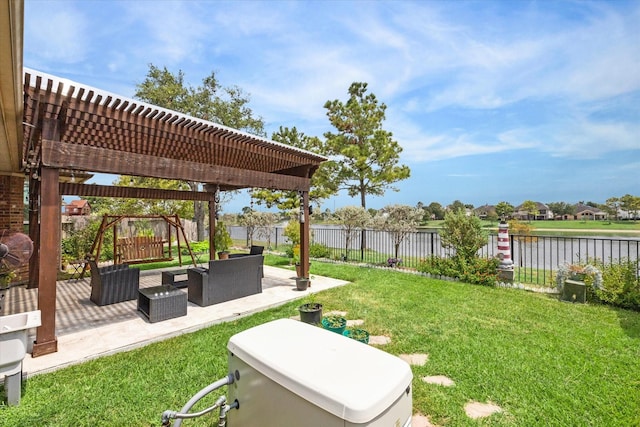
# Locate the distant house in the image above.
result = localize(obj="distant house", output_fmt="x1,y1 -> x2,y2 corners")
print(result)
64,199 -> 91,216
514,202 -> 553,220
573,203 -> 607,221
474,204 -> 497,219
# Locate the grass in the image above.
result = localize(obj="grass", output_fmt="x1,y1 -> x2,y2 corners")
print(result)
4,257 -> 640,426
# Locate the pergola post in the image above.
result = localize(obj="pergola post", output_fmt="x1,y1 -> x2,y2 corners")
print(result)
28,174 -> 40,289
298,191 -> 310,278
32,166 -> 59,357
209,199 -> 216,259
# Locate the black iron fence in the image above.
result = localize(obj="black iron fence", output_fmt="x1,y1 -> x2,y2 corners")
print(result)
228,225 -> 640,287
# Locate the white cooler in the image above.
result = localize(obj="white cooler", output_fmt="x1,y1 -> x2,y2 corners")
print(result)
227,318 -> 413,427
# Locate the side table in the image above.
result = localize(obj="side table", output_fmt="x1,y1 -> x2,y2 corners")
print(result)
138,285 -> 187,323
161,270 -> 189,288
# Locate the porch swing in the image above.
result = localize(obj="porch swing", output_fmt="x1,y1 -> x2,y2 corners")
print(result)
86,214 -> 196,267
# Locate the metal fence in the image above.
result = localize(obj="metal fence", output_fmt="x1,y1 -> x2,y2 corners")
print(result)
228,225 -> 640,286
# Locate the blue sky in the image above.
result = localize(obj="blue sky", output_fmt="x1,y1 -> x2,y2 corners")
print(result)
24,0 -> 640,213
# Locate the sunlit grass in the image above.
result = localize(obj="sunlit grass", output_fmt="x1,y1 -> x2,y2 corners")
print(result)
4,259 -> 639,426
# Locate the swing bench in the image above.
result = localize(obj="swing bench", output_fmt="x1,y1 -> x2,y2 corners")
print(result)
85,214 -> 196,273
116,236 -> 171,264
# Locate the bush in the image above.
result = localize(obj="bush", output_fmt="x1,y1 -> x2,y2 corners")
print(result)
592,258 -> 640,311
182,240 -> 209,255
417,256 -> 499,287
439,210 -> 488,261
309,242 -> 330,259
283,220 -> 300,246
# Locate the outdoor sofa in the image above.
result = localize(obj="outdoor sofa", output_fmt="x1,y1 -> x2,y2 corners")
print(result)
187,254 -> 264,307
88,260 -> 140,306
228,245 -> 264,258
228,245 -> 264,277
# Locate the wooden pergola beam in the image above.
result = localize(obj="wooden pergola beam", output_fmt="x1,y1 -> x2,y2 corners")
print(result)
60,183 -> 217,201
42,139 -> 311,191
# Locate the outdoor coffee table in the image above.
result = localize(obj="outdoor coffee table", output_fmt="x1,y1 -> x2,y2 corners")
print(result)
161,269 -> 189,288
137,285 -> 187,323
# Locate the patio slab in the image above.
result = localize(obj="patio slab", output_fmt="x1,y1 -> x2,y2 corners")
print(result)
5,265 -> 348,376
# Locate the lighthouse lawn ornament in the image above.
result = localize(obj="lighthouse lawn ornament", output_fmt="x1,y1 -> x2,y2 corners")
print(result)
497,221 -> 514,281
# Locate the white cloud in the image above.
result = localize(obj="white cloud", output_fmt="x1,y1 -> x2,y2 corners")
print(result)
24,3 -> 89,64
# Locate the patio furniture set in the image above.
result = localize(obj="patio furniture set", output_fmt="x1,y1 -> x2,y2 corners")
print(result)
87,251 -> 265,323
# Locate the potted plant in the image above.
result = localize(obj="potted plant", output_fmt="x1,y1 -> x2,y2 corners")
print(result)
295,277 -> 310,291
556,262 -> 603,303
214,222 -> 232,260
343,328 -> 370,344
298,302 -> 323,325
292,244 -> 302,276
321,315 -> 347,334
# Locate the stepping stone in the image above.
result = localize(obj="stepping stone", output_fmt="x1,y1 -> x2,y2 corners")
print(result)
411,414 -> 434,427
464,401 -> 502,419
347,319 -> 364,326
399,353 -> 428,365
324,310 -> 347,317
369,335 -> 391,345
422,375 -> 455,387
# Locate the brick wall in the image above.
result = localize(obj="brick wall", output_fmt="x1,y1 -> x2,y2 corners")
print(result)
0,174 -> 28,284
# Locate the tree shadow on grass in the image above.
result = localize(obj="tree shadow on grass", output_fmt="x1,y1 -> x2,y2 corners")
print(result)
617,308 -> 640,338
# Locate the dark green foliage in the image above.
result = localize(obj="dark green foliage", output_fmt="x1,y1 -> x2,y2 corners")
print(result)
592,258 -> 640,311
309,242 -> 330,258
418,256 -> 500,286
439,210 -> 488,261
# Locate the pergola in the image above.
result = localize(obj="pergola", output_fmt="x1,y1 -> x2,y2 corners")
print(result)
20,69 -> 326,356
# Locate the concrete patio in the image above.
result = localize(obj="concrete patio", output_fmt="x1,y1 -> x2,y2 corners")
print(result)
3,265 -> 349,377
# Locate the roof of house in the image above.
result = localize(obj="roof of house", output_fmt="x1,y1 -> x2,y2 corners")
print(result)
574,203 -> 604,214
67,199 -> 89,208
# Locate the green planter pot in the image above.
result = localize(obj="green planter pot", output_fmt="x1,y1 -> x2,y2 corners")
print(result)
321,315 -> 346,334
343,328 -> 370,344
298,303 -> 323,325
561,279 -> 586,303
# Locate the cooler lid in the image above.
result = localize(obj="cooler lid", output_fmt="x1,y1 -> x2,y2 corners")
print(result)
227,318 -> 412,423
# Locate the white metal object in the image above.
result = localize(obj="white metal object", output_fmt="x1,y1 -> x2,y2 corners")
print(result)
0,310 -> 41,376
0,310 -> 41,406
227,318 -> 412,426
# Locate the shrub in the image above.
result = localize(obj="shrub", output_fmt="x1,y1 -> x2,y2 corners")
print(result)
439,210 -> 488,261
309,242 -> 330,259
592,258 -> 640,311
417,256 -> 499,287
182,240 -> 209,255
283,220 -> 300,246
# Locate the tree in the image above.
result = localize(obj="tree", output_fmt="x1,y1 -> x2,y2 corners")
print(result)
333,206 -> 370,260
134,64 -> 265,240
547,202 -> 574,218
255,212 -> 279,249
620,194 -> 640,220
449,200 -> 466,213
251,126 -> 338,210
495,201 -> 514,220
324,82 -> 410,209
605,197 -> 620,220
440,210 -> 488,261
520,200 -> 539,222
372,205 -> 423,260
425,202 -> 445,220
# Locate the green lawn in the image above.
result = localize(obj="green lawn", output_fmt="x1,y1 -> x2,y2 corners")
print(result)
3,256 -> 639,426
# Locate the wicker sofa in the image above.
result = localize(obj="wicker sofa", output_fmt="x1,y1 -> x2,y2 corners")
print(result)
187,255 -> 263,307
88,260 -> 140,306
228,245 -> 264,258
